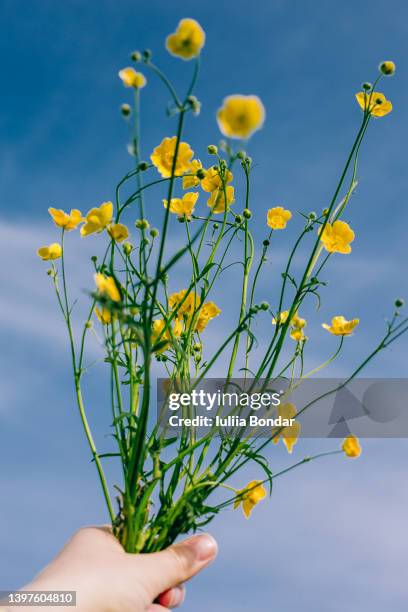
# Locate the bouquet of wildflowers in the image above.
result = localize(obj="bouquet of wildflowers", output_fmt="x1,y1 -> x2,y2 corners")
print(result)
37,18 -> 406,554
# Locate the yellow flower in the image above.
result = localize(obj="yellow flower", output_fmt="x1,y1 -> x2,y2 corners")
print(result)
166,18 -> 205,60
37,243 -> 62,260
201,167 -> 233,193
95,306 -> 113,325
217,95 -> 265,139
234,480 -> 267,518
272,311 -> 306,341
272,403 -> 301,453
207,185 -> 235,214
118,67 -> 146,89
322,315 -> 359,336
108,223 -> 129,242
151,137 -> 194,178
355,91 -> 392,117
152,318 -> 183,353
169,289 -> 201,320
48,207 -> 83,231
94,273 -> 121,302
319,220 -> 355,254
183,159 -> 203,189
342,434 -> 361,458
81,202 -> 114,236
267,206 -> 292,230
196,302 -> 221,332
163,192 -> 199,220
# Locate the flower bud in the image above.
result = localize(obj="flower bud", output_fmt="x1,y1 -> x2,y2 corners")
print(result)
135,219 -> 149,230
245,156 -> 252,166
138,161 -> 149,171
236,150 -> 246,160
395,298 -> 404,308
213,223 -> 219,230
121,103 -> 131,117
196,168 -> 206,180
123,242 -> 133,256
193,342 -> 201,352
142,49 -> 152,61
259,301 -> 269,311
322,207 -> 329,216
91,255 -> 98,263
85,320 -> 93,329
187,95 -> 201,115
46,268 -> 53,276
362,82 -> 372,91
131,51 -> 142,62
379,61 -> 396,76
150,228 -> 159,238
263,239 -> 270,247
207,145 -> 218,155
235,214 -> 243,225
243,208 -> 252,219
308,211 -> 317,220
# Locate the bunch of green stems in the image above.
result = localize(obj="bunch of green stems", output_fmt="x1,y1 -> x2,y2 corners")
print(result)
51,60 -> 407,552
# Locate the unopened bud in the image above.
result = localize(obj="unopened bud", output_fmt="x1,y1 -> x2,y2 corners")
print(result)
395,298 -> 404,308
243,208 -> 252,219
379,61 -> 396,76
236,150 -> 246,160
207,145 -> 218,155
235,215 -> 243,225
91,255 -> 98,263
138,161 -> 149,171
187,95 -> 201,115
193,342 -> 201,352
362,82 -> 372,91
85,320 -> 93,329
150,228 -> 159,238
131,51 -> 142,62
263,239 -> 270,247
121,103 -> 131,117
123,242 -> 133,256
259,301 -> 269,311
308,211 -> 317,220
135,219 -> 149,230
142,49 -> 152,61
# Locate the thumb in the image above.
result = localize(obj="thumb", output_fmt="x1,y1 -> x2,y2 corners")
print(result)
140,533 -> 218,598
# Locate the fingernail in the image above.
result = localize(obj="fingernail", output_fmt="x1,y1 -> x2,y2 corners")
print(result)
186,533 -> 218,562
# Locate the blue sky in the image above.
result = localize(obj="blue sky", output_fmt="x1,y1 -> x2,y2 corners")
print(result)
1,1 -> 408,610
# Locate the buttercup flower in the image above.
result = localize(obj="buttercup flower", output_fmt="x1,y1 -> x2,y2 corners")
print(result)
196,302 -> 221,332
151,137 -> 194,178
267,206 -> 292,230
272,403 -> 301,453
355,91 -> 392,117
319,220 -> 355,254
108,223 -> 129,242
152,318 -> 183,353
201,167 -> 233,193
234,480 -> 267,518
94,273 -> 121,302
322,315 -> 359,336
272,311 -> 306,341
342,434 -> 361,458
95,306 -> 113,325
37,243 -> 62,260
166,18 -> 205,60
182,159 -> 203,189
169,289 -> 201,320
118,67 -> 146,89
217,95 -> 265,139
48,208 -> 83,231
207,186 -> 235,213
163,192 -> 199,220
81,202 -> 114,237
290,314 -> 307,342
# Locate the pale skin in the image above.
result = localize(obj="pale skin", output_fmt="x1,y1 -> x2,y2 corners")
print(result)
3,527 -> 217,611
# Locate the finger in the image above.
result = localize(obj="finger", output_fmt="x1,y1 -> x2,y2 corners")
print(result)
138,533 -> 217,598
156,584 -> 185,608
147,605 -> 168,612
